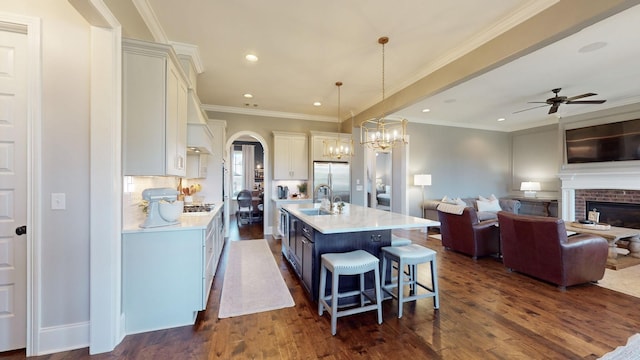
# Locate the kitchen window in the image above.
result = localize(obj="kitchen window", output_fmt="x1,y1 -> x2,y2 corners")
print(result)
232,149 -> 243,196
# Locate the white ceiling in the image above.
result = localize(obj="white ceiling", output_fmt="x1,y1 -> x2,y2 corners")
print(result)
144,0 -> 640,132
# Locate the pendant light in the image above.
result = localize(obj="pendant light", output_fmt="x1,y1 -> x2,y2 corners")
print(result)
360,36 -> 408,152
323,81 -> 354,160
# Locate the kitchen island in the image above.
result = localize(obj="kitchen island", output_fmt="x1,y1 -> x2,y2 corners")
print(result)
281,203 -> 439,301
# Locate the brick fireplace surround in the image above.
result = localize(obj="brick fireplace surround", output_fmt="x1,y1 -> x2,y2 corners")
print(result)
575,189 -> 640,220
559,164 -> 640,222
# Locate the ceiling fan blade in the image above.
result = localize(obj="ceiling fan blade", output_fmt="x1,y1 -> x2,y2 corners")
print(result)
548,104 -> 560,114
566,92 -> 596,101
513,104 -> 549,114
566,100 -> 606,104
527,101 -> 548,104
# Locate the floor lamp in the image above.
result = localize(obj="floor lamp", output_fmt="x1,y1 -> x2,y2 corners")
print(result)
414,174 -> 432,233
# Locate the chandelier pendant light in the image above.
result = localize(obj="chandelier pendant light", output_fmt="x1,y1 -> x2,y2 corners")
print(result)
360,36 -> 408,152
323,81 -> 354,160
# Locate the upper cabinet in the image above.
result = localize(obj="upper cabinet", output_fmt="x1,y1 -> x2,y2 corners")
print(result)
123,39 -> 188,176
273,131 -> 308,180
310,131 -> 352,163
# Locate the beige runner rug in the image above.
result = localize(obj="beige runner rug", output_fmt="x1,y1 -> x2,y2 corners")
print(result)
218,239 -> 294,318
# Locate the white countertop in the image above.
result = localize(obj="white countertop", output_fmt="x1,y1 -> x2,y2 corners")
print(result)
122,203 -> 223,233
272,196 -> 313,204
283,203 -> 440,234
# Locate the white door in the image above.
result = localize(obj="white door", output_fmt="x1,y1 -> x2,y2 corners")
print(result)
0,28 -> 28,352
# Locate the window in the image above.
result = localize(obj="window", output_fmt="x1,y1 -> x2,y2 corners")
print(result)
232,149 -> 243,196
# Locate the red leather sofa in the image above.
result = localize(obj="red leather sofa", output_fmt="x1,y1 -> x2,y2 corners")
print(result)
497,211 -> 608,290
437,206 -> 500,259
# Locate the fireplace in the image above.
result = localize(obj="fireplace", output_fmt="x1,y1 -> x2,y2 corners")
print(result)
558,163 -> 640,223
585,200 -> 640,229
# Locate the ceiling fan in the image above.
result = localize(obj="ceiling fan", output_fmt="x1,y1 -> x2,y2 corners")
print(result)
514,88 -> 606,115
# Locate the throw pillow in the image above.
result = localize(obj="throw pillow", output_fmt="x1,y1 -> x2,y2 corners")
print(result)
478,194 -> 498,202
477,198 -> 501,212
454,197 -> 467,207
442,196 -> 463,205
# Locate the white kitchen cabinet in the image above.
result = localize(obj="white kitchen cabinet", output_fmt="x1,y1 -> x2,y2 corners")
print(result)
123,38 -> 188,176
123,207 -> 225,335
273,131 -> 308,180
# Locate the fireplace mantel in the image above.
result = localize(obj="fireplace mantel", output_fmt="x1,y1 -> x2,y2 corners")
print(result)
558,162 -> 640,220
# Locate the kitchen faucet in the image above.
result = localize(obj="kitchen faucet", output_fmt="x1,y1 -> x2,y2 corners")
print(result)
314,184 -> 333,212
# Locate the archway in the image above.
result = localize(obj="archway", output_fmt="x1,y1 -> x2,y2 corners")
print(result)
224,131 -> 270,237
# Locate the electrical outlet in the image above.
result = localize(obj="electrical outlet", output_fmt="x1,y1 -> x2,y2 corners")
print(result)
51,193 -> 66,210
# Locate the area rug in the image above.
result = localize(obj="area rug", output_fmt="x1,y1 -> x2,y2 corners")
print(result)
218,239 -> 294,318
597,265 -> 640,299
599,333 -> 640,359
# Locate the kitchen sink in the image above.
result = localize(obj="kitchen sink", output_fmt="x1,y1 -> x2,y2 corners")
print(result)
298,208 -> 333,216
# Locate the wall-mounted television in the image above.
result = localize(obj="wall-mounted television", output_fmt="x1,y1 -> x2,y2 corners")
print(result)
565,118 -> 640,164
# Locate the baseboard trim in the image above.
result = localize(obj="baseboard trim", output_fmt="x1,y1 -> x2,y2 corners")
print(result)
37,321 -> 89,355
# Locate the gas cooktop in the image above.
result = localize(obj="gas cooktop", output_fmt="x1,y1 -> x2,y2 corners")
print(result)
183,203 -> 214,213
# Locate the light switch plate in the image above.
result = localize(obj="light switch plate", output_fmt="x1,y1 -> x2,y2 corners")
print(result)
51,193 -> 66,210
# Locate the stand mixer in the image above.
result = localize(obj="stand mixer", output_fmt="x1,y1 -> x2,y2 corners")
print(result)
140,188 -> 182,228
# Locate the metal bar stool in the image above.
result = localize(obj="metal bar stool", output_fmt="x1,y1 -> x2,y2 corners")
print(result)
380,244 -> 439,318
318,250 -> 383,335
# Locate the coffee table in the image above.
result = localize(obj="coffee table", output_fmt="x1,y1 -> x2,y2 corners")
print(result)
565,222 -> 640,270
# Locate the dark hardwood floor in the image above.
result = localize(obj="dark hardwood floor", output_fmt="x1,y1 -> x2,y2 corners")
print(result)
3,220 -> 640,359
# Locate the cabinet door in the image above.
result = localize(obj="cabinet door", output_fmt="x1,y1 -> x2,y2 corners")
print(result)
302,236 -> 314,294
165,61 -> 187,176
273,136 -> 291,179
122,51 -> 166,175
289,136 -> 308,179
274,133 -> 308,180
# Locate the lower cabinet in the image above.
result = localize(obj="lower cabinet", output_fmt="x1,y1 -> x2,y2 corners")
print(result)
123,210 -> 225,334
284,214 -> 390,302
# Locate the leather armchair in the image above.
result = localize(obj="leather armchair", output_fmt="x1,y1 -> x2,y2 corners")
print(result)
497,211 -> 608,290
437,207 -> 500,259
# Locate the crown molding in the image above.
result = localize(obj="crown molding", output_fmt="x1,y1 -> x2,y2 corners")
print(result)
132,0 -> 168,43
202,104 -> 335,122
170,41 -> 204,73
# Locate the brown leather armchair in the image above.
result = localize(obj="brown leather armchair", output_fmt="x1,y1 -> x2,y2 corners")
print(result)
437,206 -> 500,259
497,211 -> 608,290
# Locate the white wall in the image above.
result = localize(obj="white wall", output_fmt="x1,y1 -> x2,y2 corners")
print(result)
2,0 -> 92,350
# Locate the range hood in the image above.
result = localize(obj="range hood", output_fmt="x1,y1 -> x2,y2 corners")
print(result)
187,123 -> 213,154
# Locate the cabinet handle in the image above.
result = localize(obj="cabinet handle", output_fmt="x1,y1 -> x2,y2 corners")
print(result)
370,234 -> 382,242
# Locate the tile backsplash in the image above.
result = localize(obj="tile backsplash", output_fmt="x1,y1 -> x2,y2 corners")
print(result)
123,176 -> 179,228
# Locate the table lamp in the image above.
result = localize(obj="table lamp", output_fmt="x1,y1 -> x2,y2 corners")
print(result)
520,181 -> 540,198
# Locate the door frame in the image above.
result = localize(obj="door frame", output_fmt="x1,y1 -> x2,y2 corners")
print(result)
0,13 -> 42,356
224,131 -> 270,235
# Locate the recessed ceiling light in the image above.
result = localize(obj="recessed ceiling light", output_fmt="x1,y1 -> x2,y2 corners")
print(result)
497,118 -> 506,122
243,93 -> 253,98
313,102 -> 322,107
422,108 -> 431,113
245,54 -> 258,62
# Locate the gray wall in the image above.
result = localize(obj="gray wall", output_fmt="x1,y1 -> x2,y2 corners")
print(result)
405,122 -> 511,217
510,124 -> 561,198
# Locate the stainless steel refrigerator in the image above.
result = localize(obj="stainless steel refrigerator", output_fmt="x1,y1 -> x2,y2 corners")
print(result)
313,161 -> 350,203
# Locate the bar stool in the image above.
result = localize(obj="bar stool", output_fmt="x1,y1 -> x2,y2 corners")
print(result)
318,250 -> 383,335
391,234 -> 412,246
380,244 -> 439,318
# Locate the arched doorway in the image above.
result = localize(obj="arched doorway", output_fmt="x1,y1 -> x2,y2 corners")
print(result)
224,131 -> 270,238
